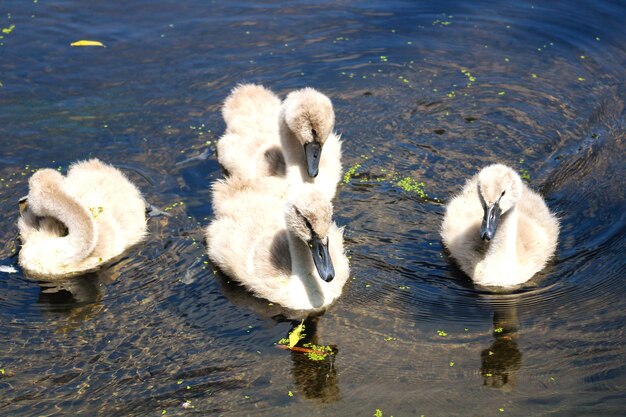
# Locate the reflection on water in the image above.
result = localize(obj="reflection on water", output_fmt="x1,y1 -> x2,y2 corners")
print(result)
288,318 -> 340,404
1,0 -> 625,415
36,270 -> 114,334
216,273 -> 342,403
480,297 -> 522,390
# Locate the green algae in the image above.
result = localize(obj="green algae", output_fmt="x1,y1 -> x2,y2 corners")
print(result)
343,162 -> 362,184
396,177 -> 426,198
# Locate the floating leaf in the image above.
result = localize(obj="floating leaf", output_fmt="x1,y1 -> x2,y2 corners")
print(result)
289,320 -> 305,348
71,40 -> 106,47
2,25 -> 16,35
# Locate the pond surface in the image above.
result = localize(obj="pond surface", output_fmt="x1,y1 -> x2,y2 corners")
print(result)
1,0 -> 625,415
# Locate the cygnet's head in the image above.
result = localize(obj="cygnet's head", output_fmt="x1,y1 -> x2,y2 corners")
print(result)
285,188 -> 335,282
281,88 -> 335,178
477,164 -> 523,241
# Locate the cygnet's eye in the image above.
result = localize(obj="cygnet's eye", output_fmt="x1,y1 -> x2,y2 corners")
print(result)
501,190 -> 506,197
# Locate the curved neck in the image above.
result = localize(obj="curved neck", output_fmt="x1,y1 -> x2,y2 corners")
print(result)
28,171 -> 97,262
285,231 -> 325,306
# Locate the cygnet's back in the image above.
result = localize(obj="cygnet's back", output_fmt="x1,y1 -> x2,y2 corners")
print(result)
216,84 -> 285,180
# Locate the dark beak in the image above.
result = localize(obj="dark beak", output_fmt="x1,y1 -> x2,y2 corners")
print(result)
304,141 -> 322,178
310,236 -> 335,282
480,203 -> 501,241
18,196 -> 29,215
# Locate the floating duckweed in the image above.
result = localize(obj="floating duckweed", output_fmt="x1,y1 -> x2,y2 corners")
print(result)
303,342 -> 334,361
531,73 -> 538,78
343,162 -> 361,184
449,361 -> 455,367
577,77 -> 586,81
520,169 -> 531,181
383,336 -> 397,342
374,409 -> 383,417
380,55 -> 388,62
288,390 -> 294,397
437,330 -> 448,337
461,69 -> 476,86
163,201 -> 185,211
396,177 -> 427,198
494,327 -> 504,333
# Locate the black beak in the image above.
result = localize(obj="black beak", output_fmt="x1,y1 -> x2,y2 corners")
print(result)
481,203 -> 501,241
310,236 -> 335,282
304,141 -> 322,178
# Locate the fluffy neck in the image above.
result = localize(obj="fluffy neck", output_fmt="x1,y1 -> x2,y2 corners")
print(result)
285,231 -> 326,308
279,120 -> 314,186
475,206 -> 519,286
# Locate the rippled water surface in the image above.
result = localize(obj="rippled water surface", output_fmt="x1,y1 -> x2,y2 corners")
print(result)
1,0 -> 625,415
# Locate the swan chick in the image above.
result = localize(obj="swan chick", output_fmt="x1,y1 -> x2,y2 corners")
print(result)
217,84 -> 284,180
441,164 -> 559,287
18,159 -> 147,279
279,87 -> 343,199
206,178 -> 349,311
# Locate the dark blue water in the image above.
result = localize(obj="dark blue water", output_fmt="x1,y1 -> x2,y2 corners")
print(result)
1,0 -> 624,415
